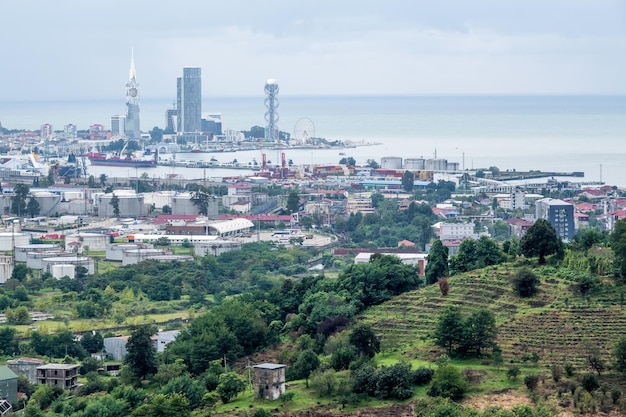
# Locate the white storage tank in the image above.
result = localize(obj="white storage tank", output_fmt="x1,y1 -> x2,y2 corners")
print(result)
404,158 -> 426,170
106,243 -> 140,261
144,255 -> 194,263
194,240 -> 242,257
41,256 -> 95,275
380,157 -> 403,170
64,233 -> 108,252
15,244 -> 60,263
33,192 -> 62,216
26,251 -> 72,270
0,233 -> 30,251
0,255 -> 13,284
122,248 -> 172,266
51,264 -> 75,279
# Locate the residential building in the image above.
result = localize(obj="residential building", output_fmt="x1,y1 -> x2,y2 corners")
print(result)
110,115 -> 126,136
0,366 -> 17,404
535,198 -> 575,241
154,330 -> 180,353
354,252 -> 426,275
177,67 -> 202,133
6,357 -> 44,384
103,336 -> 129,361
254,363 -> 286,400
346,195 -> 375,215
36,364 -> 80,390
432,221 -> 478,241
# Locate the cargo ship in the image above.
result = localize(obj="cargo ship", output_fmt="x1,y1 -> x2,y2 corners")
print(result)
85,151 -> 157,168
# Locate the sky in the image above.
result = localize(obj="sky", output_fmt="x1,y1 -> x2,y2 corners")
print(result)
1,0 -> 625,100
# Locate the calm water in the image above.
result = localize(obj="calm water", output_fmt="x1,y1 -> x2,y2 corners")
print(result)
1,96 -> 625,185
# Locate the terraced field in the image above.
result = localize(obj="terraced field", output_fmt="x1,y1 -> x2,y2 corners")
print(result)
360,263 -> 626,368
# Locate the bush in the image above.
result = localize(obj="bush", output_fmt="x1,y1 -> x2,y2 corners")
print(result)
582,373 -> 599,392
374,363 -> 413,400
524,374 -> 540,391
506,366 -> 520,380
564,363 -> 575,377
413,367 -> 435,385
428,364 -> 468,400
512,269 -> 540,297
551,364 -> 563,382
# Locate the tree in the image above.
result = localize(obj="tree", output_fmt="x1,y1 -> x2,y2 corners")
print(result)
461,309 -> 497,356
124,326 -> 157,380
99,173 -> 108,187
11,183 -> 29,216
11,263 -> 30,281
149,126 -> 164,142
131,393 -> 190,417
110,193 -> 120,217
26,198 -> 40,217
512,269 -> 540,297
286,190 -> 300,214
88,175 -> 97,188
402,170 -> 414,192
520,218 -> 561,264
610,219 -> 626,278
366,159 -> 379,169
290,349 -> 320,387
162,204 -> 172,214
216,372 -> 246,403
614,335 -> 626,375
426,240 -> 449,284
349,323 -> 380,358
191,190 -> 211,215
434,307 -> 464,355
339,156 -> 356,166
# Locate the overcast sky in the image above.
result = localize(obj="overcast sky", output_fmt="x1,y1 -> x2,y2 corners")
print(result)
1,0 -> 625,100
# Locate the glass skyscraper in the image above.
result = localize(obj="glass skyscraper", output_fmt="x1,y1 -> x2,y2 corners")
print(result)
177,67 -> 202,133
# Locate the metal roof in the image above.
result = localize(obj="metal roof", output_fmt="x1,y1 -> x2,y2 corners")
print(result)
208,219 -> 254,234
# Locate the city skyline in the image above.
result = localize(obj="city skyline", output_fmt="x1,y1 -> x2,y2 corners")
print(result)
1,1 -> 625,101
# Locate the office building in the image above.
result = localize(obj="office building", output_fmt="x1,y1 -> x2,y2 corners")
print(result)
535,198 -> 575,241
177,67 -> 202,133
201,113 -> 222,136
111,115 -> 126,135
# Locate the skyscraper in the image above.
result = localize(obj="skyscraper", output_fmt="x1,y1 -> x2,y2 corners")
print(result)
124,49 -> 141,139
177,67 -> 202,133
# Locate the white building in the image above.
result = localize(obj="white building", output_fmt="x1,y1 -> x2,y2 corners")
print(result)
432,221 -> 478,241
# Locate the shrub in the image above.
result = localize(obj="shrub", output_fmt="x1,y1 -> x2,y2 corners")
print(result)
428,364 -> 468,400
506,366 -> 520,380
438,278 -> 449,296
413,367 -> 435,385
551,364 -> 563,382
582,373 -> 599,392
511,269 -> 540,297
524,374 -> 540,391
374,363 -> 413,400
564,363 -> 575,377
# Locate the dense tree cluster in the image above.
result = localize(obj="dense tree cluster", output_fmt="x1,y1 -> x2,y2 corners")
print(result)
434,307 -> 497,356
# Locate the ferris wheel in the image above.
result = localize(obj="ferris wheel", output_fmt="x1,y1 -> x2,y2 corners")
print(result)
293,117 -> 316,145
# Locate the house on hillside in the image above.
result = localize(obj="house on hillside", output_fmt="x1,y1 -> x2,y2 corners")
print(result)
0,366 -> 17,404
254,363 -> 286,400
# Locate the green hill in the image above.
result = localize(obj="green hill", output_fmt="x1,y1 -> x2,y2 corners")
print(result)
360,262 -> 626,370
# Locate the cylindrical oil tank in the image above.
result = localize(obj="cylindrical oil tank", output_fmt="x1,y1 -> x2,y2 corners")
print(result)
32,192 -> 62,216
403,158 -> 426,170
15,244 -> 60,263
0,233 -> 30,251
41,256 -> 95,275
106,243 -> 140,261
144,255 -> 194,263
26,251 -> 71,270
51,264 -> 75,279
122,249 -> 172,266
380,157 -> 403,170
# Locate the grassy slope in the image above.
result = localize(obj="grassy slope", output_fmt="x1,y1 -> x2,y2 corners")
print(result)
360,261 -> 626,369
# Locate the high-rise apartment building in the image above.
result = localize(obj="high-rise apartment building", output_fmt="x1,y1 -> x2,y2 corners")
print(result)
535,197 -> 575,241
177,67 -> 202,133
111,115 -> 126,135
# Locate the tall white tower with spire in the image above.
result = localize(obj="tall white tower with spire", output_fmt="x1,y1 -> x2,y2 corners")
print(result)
124,48 -> 141,139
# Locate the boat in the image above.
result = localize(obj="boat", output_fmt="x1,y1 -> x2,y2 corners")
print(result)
86,152 -> 157,168
85,141 -> 157,168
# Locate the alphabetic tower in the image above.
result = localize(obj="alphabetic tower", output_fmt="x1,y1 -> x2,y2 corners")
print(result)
264,79 -> 279,143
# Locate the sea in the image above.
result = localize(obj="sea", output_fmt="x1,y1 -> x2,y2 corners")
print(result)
1,95 -> 625,186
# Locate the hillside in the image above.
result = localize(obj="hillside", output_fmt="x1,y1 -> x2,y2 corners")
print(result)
361,261 -> 626,369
